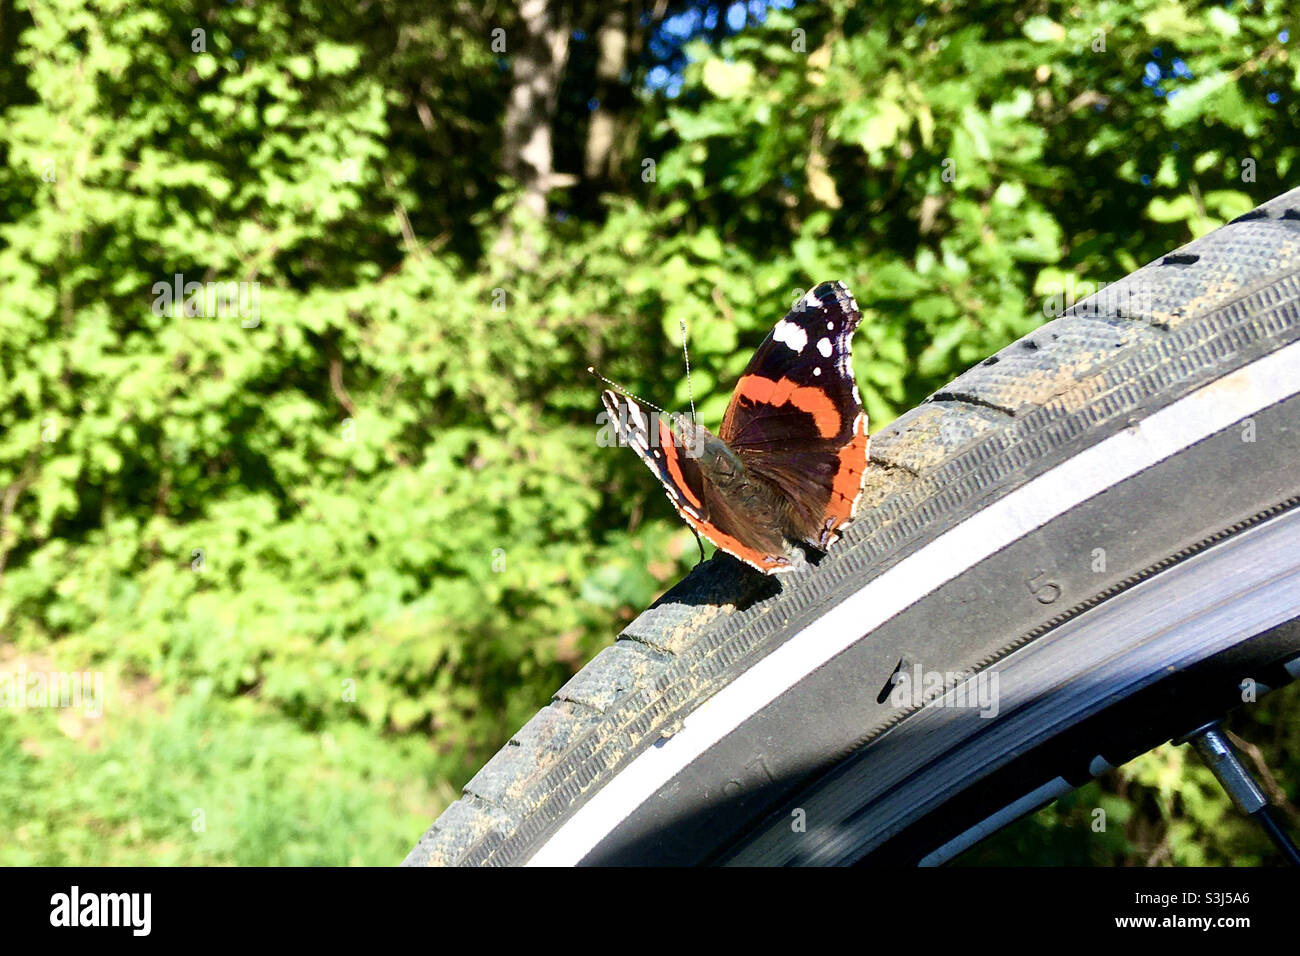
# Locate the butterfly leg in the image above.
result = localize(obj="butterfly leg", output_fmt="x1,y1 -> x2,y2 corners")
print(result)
689,525 -> 707,568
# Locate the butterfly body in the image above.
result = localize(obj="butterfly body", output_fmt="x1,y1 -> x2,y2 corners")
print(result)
677,417 -> 795,546
604,280 -> 869,574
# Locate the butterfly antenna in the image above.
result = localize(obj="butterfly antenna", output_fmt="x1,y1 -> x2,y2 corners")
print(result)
679,319 -> 697,426
586,366 -> 667,415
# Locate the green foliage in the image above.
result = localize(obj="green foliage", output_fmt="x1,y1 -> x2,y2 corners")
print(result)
1,0 -> 1298,864
0,669 -> 447,865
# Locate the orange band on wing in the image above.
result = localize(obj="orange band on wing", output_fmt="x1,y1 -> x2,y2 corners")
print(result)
658,417 -> 703,511
827,414 -> 869,519
680,508 -> 790,572
735,375 -> 842,438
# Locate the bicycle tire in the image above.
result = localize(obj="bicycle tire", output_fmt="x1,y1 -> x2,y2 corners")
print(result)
405,185 -> 1300,867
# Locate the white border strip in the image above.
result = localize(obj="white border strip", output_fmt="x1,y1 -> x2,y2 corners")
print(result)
527,340 -> 1300,866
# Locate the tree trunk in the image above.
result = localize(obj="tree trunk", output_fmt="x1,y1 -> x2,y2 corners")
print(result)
499,0 -> 571,240
582,4 -> 629,185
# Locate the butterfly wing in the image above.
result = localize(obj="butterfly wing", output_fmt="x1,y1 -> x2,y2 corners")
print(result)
719,280 -> 869,548
602,390 -> 793,572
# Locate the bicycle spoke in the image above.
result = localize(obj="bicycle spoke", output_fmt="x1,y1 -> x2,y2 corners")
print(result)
1180,721 -> 1300,866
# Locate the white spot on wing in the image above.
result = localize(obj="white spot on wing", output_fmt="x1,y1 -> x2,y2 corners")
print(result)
627,402 -> 649,434
813,367 -> 822,376
817,337 -> 833,357
773,319 -> 808,353
801,289 -> 822,309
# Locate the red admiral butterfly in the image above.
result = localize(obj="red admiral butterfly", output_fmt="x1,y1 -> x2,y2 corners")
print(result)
602,280 -> 869,573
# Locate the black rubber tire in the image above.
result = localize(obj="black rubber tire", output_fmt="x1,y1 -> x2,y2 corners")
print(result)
406,186 -> 1300,867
